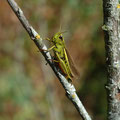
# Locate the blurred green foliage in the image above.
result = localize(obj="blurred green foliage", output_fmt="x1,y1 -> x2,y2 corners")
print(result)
0,0 -> 106,120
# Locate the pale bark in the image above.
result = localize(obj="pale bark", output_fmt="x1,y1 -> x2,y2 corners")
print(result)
103,1 -> 120,120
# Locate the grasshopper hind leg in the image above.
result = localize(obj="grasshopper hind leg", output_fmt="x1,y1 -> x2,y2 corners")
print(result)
54,57 -> 72,82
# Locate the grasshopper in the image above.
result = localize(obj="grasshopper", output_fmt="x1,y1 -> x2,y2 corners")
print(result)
45,32 -> 79,82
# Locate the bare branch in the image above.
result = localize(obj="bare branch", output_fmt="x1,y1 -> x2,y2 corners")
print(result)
7,0 -> 92,119
103,1 -> 120,120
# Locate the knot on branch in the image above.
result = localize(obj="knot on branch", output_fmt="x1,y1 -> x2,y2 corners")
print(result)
17,8 -> 23,17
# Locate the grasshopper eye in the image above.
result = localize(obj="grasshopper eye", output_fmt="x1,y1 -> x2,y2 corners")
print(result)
59,35 -> 63,40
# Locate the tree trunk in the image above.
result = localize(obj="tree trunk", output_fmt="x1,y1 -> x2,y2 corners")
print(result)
103,1 -> 120,120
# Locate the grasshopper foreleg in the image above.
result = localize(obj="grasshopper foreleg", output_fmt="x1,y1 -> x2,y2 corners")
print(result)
38,45 -> 55,52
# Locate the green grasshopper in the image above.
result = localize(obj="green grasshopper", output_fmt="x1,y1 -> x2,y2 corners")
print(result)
45,31 -> 79,82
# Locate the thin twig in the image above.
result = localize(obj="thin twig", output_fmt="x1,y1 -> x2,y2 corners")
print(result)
6,0 -> 92,119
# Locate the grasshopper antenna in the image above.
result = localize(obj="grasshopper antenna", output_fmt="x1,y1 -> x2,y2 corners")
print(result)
59,22 -> 68,34
59,22 -> 62,32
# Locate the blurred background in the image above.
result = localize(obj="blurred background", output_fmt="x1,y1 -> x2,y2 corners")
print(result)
0,0 -> 106,120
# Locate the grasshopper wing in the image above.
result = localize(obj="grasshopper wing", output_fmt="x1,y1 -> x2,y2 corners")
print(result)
65,48 -> 80,79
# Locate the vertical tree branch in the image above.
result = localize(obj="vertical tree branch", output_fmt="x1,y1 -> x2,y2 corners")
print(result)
6,0 -> 92,119
103,1 -> 120,120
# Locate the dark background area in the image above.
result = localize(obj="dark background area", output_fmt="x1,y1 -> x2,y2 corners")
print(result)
0,0 -> 106,120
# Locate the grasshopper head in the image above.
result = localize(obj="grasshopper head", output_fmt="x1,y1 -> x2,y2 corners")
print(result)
52,32 -> 64,43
